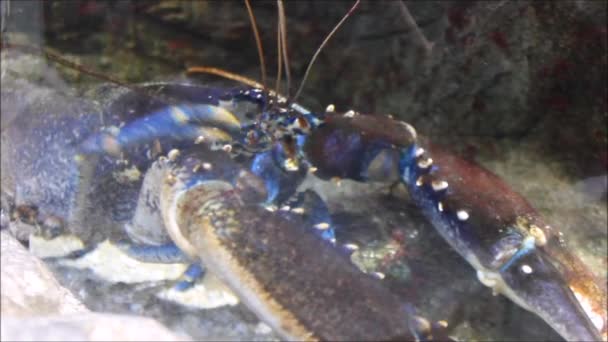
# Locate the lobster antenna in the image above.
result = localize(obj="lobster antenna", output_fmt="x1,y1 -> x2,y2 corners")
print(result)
398,1 -> 433,57
187,66 -> 263,89
0,41 -> 174,105
292,0 -> 360,102
274,3 -> 283,98
277,0 -> 291,97
244,0 -> 267,92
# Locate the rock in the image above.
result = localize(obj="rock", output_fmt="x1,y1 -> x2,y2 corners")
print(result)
0,313 -> 192,341
1,231 -> 193,341
1,231 -> 88,316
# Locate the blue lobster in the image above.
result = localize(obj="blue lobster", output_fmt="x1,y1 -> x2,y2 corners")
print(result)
3,77 -> 606,341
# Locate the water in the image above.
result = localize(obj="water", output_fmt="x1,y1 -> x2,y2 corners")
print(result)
1,1 -> 606,341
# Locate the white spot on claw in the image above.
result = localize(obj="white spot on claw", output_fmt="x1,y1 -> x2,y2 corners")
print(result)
521,264 -> 533,274
167,149 -> 180,161
415,176 -> 424,187
431,180 -> 449,191
438,201 -> 444,212
415,147 -> 425,157
372,272 -> 385,280
291,207 -> 305,214
417,158 -> 433,169
343,243 -> 359,251
344,110 -> 356,118
314,223 -> 330,230
457,210 -> 469,221
202,163 -> 212,170
325,104 -> 335,113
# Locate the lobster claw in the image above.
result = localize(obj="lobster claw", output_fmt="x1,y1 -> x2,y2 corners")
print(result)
399,142 -> 607,342
157,146 -> 267,259
492,243 -> 606,342
157,146 -> 453,341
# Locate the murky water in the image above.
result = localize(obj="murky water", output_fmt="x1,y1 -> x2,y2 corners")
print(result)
1,1 -> 606,341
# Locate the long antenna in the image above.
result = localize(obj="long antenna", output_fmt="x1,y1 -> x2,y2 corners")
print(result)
187,66 -> 264,89
274,6 -> 283,97
398,1 -> 433,57
277,0 -> 291,97
292,0 -> 360,102
0,41 -> 172,105
244,0 -> 267,92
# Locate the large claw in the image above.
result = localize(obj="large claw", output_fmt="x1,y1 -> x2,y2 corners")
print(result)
298,111 -> 605,340
158,147 -> 452,341
399,142 -> 607,342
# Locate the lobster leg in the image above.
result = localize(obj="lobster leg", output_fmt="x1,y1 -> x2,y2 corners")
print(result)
113,241 -> 190,263
173,263 -> 205,291
282,189 -> 336,244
